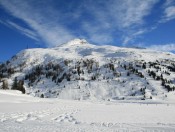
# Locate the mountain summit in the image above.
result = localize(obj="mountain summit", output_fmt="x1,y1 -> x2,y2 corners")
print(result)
60,38 -> 89,47
0,41 -> 175,101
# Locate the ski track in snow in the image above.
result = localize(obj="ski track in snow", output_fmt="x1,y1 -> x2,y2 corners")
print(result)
0,106 -> 79,123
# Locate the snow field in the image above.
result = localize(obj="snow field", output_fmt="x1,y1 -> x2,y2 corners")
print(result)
0,90 -> 175,131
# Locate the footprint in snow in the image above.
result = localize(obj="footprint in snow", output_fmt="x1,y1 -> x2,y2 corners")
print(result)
53,113 -> 80,124
16,113 -> 38,122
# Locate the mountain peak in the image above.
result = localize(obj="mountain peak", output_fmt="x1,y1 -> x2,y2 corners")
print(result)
60,38 -> 89,47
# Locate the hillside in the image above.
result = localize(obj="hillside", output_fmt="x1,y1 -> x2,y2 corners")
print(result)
0,39 -> 175,101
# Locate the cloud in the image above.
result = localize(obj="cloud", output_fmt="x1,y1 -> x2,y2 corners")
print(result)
148,43 -> 175,52
164,0 -> 174,6
112,0 -> 159,28
0,0 -> 161,46
0,20 -> 39,41
0,0 -> 75,47
122,29 -> 148,45
164,6 -> 175,21
160,0 -> 175,23
84,0 -> 158,28
80,0 -> 159,45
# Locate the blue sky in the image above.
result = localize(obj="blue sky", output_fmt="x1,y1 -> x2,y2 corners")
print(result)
0,0 -> 175,62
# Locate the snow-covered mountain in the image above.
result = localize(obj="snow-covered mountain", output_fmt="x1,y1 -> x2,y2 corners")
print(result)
0,39 -> 175,101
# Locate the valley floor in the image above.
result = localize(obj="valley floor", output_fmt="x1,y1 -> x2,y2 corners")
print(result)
0,90 -> 175,132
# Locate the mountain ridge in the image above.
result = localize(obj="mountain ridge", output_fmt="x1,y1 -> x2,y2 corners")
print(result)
0,39 -> 175,101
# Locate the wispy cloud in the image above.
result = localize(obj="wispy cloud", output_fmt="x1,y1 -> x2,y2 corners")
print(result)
111,0 -> 159,28
147,43 -> 175,52
122,29 -> 148,45
0,0 -> 75,47
0,0 -> 172,47
80,0 -> 159,45
160,0 -> 175,23
0,20 -> 39,41
163,6 -> 175,22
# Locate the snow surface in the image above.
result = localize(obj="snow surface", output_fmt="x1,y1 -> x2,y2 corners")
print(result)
0,90 -> 175,131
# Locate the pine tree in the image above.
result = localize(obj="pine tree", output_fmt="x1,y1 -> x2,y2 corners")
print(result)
18,80 -> 25,94
127,72 -> 130,76
40,94 -> 44,98
12,77 -> 18,90
142,63 -> 146,69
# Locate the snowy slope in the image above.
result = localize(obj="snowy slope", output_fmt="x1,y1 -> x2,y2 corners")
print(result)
0,39 -> 175,101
